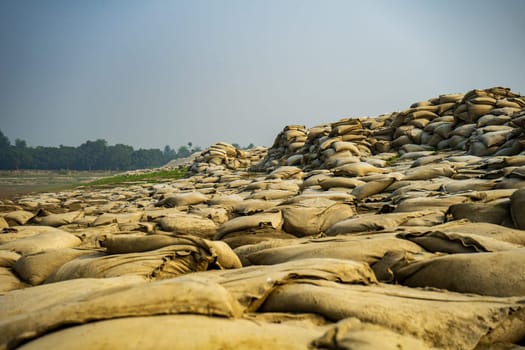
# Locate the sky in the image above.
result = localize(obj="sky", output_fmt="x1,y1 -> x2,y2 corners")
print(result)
1,0 -> 524,150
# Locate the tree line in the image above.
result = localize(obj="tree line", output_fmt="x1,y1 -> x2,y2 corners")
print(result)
0,130 -> 202,170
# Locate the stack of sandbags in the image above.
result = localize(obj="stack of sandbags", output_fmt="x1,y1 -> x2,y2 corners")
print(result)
251,125 -> 308,171
309,118 -> 375,169
380,87 -> 525,157
191,142 -> 268,172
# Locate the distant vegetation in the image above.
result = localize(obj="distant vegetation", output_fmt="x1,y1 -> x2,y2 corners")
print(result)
83,168 -> 188,187
0,130 -> 202,170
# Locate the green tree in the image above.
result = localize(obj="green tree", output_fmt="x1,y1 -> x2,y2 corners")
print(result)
76,139 -> 108,170
176,145 -> 191,158
106,144 -> 134,170
163,145 -> 176,162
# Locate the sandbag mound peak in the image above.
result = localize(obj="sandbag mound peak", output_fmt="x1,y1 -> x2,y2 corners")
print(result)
249,86 -> 524,172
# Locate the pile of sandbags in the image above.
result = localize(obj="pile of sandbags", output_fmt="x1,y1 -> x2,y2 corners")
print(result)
251,125 -> 308,171
378,87 -> 525,157
191,142 -> 267,172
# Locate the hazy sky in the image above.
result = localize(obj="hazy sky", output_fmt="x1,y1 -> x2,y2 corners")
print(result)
1,0 -> 524,149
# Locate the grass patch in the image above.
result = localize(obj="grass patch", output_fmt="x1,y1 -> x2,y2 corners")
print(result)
82,168 -> 188,187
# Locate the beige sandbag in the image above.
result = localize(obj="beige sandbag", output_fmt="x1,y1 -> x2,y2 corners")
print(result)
207,194 -> 245,210
91,212 -> 144,227
266,166 -> 304,180
215,211 -> 283,240
197,257 -> 378,311
1,278 -> 243,350
259,281 -> 525,350
333,162 -> 387,177
0,230 -> 81,255
0,267 -> 27,293
234,199 -> 280,215
188,206 -> 229,225
441,179 -> 496,193
38,211 -> 84,227
410,154 -> 445,168
326,211 -> 438,235
156,191 -> 209,207
402,163 -> 455,181
245,179 -> 301,192
157,214 -> 217,238
466,102 -> 494,121
221,228 -> 296,249
281,199 -> 355,237
240,235 -> 424,266
332,141 -> 360,154
395,249 -> 525,297
0,217 -> 8,230
351,177 -> 396,200
3,211 -> 35,226
248,189 -> 296,200
311,317 -> 435,350
397,230 -> 521,254
450,123 -> 477,137
480,130 -> 515,148
426,221 -> 525,246
394,195 -> 469,213
45,241 -> 221,283
99,234 -> 241,269
18,314 -> 324,350
510,188 -> 525,229
448,199 -> 511,225
477,114 -> 511,127
12,248 -> 94,285
0,251 -> 20,267
319,177 -> 365,190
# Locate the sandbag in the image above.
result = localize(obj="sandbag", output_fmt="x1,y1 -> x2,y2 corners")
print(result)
397,230 -> 521,254
510,188 -> 525,229
281,198 -> 355,236
196,257 -> 378,311
100,234 -> 241,268
0,251 -> 20,267
0,230 -> 81,255
17,315 -> 324,350
215,211 -> 283,240
430,221 -> 525,246
92,212 -> 144,227
402,164 -> 455,181
441,179 -> 496,193
266,166 -> 304,180
188,206 -> 229,225
351,177 -> 396,200
38,211 -> 84,227
394,195 -> 469,213
222,229 -> 296,250
157,214 -> 217,237
448,199 -> 511,225
46,242 -> 219,283
2,211 -> 35,226
333,162 -> 387,177
240,235 -> 424,266
395,249 -> 525,297
259,281 -> 525,350
326,211 -> 438,235
157,191 -> 209,207
248,189 -> 296,200
0,267 -> 26,293
234,199 -> 280,215
311,318 -> 434,350
0,217 -> 9,229
318,177 -> 365,190
0,277 -> 242,350
13,248 -> 94,285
